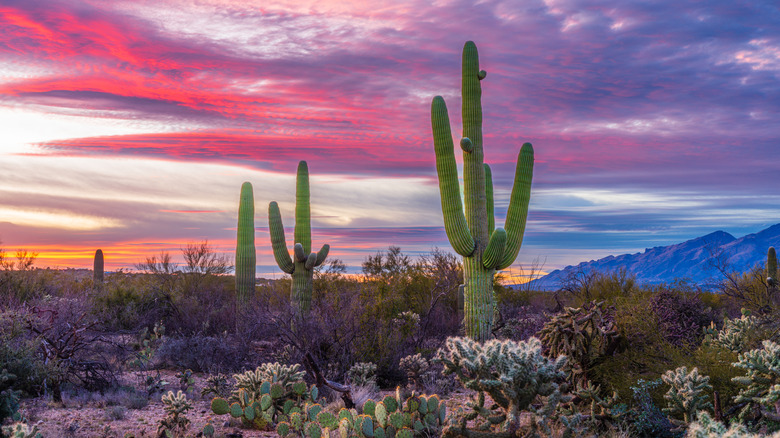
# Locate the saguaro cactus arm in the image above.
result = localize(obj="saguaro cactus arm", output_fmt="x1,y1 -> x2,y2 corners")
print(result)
315,244 -> 329,267
483,228 -> 507,270
498,143 -> 534,270
485,164 -> 494,234
268,201 -> 295,274
431,96 -> 475,257
294,161 -> 312,253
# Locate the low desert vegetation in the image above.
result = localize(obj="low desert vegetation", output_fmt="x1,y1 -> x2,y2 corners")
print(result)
1,242 -> 779,438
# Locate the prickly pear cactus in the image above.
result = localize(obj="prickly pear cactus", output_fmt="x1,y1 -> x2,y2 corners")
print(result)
211,363 -> 319,429
1,422 -> 43,438
661,366 -> 712,427
431,41 -> 534,341
269,161 -> 330,313
278,389 -> 446,438
436,337 -> 568,437
236,181 -> 257,302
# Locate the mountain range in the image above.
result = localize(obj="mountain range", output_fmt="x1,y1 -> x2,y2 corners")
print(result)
527,223 -> 780,290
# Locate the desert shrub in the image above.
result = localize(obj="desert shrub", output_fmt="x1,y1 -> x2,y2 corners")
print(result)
589,290 -> 693,402
629,378 -> 679,438
0,369 -> 21,425
154,334 -> 251,373
692,343 -> 743,421
495,304 -> 550,341
650,289 -> 712,348
104,405 -> 127,420
560,267 -> 637,306
0,310 -> 47,395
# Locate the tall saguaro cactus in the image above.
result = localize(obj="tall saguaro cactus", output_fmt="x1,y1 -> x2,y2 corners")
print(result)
235,182 -> 256,302
431,41 -> 534,341
268,161 -> 330,313
93,249 -> 104,284
768,247 -> 778,287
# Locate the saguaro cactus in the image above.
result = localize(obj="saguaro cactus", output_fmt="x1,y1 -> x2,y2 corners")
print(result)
431,41 -> 534,341
235,182 -> 256,302
268,161 -> 330,313
767,247 -> 777,287
93,249 -> 104,284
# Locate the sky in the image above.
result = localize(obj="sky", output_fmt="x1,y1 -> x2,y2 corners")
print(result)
0,0 -> 779,280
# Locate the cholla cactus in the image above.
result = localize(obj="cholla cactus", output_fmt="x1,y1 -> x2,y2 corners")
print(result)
399,353 -> 430,390
158,390 -> 192,438
685,411 -> 780,438
661,367 -> 712,426
437,336 -> 568,436
704,312 -> 760,354
732,340 -> 780,421
347,362 -> 378,392
572,381 -> 624,427
1,423 -> 43,438
537,301 -> 618,387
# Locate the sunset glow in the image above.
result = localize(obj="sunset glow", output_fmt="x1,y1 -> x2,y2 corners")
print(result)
1,0 -> 778,276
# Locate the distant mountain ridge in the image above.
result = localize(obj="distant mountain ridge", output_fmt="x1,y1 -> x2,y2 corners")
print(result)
528,223 -> 780,290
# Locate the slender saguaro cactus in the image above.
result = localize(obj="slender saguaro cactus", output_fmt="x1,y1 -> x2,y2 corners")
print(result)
768,247 -> 778,287
431,41 -> 534,341
93,249 -> 104,284
235,182 -> 256,302
268,161 -> 330,313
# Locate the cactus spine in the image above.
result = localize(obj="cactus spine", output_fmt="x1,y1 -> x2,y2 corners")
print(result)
93,249 -> 104,284
768,247 -> 777,287
236,182 -> 256,302
268,161 -> 330,313
431,41 -> 534,341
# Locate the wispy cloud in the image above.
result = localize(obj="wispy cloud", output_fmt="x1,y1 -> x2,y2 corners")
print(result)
0,0 -> 778,274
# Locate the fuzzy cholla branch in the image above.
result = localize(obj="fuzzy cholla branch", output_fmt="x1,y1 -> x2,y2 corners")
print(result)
662,366 -> 712,426
437,336 -> 568,436
732,340 -> 780,421
685,411 -> 780,438
703,312 -> 760,354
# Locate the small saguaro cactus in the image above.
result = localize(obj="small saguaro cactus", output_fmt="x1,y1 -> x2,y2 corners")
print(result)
236,182 -> 257,303
93,249 -> 104,284
431,41 -> 534,341
768,247 -> 778,287
268,161 -> 330,314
